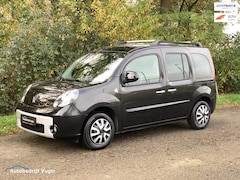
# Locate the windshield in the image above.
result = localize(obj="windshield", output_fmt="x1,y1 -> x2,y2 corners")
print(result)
61,52 -> 125,85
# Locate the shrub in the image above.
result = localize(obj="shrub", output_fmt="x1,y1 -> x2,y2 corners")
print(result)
213,34 -> 240,93
0,13 -> 80,114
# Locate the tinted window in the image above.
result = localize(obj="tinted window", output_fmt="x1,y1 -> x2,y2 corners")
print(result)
192,54 -> 212,78
165,54 -> 190,81
124,55 -> 160,86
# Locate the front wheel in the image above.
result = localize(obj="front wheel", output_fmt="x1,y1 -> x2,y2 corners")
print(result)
82,113 -> 115,150
188,101 -> 211,130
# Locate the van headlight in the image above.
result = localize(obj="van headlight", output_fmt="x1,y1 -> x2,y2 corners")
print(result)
53,89 -> 79,108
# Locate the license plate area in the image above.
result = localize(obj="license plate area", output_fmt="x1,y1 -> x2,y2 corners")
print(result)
21,114 -> 36,126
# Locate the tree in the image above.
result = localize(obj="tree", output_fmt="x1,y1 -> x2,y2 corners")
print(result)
153,0 -> 214,13
0,0 -> 80,114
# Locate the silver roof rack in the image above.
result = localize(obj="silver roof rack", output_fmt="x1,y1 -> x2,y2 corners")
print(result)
117,40 -> 203,47
151,40 -> 203,47
117,40 -> 156,44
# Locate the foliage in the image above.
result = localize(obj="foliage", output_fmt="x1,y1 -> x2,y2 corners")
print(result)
213,34 -> 240,93
153,10 -> 225,45
0,0 -> 239,114
152,0 -> 214,14
0,2 -> 81,114
90,0 -> 158,43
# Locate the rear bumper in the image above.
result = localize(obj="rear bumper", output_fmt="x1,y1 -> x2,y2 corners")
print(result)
16,109 -> 87,139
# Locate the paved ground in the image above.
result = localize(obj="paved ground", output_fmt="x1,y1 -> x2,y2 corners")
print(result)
1,106 -> 240,180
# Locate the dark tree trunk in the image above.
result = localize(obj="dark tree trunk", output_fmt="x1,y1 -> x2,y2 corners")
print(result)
160,0 -> 171,14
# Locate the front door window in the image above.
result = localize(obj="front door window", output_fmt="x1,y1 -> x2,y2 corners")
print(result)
123,55 -> 160,85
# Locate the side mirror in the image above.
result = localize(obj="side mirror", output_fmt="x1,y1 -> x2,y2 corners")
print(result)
122,71 -> 139,84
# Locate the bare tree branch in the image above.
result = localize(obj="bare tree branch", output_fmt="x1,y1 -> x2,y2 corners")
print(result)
188,0 -> 199,11
179,0 -> 186,12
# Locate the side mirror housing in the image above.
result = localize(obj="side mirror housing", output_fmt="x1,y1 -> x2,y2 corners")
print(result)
122,71 -> 139,84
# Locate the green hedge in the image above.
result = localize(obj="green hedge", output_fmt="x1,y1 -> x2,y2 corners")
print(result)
213,35 -> 240,93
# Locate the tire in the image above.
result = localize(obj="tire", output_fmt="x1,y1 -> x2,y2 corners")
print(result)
82,113 -> 115,150
188,101 -> 211,130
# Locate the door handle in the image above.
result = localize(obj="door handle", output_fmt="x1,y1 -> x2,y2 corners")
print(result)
156,90 -> 166,94
168,88 -> 177,93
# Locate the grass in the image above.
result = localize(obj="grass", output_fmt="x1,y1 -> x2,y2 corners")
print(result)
0,114 -> 21,136
0,94 -> 239,136
217,93 -> 240,107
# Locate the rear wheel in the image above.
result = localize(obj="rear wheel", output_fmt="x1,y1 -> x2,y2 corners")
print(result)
188,101 -> 211,130
82,113 -> 115,150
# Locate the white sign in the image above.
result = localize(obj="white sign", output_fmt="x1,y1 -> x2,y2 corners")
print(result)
214,2 -> 238,12
214,13 -> 238,22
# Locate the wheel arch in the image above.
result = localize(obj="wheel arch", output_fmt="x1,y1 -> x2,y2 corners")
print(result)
81,106 -> 119,134
190,84 -> 216,115
190,95 -> 214,116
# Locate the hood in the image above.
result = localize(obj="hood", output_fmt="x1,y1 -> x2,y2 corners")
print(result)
23,80 -> 91,108
31,80 -> 90,91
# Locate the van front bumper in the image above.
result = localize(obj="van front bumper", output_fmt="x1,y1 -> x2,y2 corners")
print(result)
16,109 -> 87,139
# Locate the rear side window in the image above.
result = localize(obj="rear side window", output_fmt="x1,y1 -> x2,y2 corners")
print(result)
165,53 -> 190,81
191,54 -> 212,79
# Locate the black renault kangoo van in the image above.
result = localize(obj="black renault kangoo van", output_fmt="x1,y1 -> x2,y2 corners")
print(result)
17,40 -> 217,150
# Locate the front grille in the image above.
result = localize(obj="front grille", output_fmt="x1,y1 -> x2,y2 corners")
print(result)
21,123 -> 44,133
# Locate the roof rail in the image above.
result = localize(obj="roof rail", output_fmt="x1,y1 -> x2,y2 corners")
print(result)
151,40 -> 203,47
117,40 -> 156,45
117,40 -> 203,47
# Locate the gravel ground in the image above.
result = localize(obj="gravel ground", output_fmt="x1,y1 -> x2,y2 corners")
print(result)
1,106 -> 240,180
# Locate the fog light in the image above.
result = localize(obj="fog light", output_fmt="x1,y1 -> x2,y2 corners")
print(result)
50,124 -> 58,134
